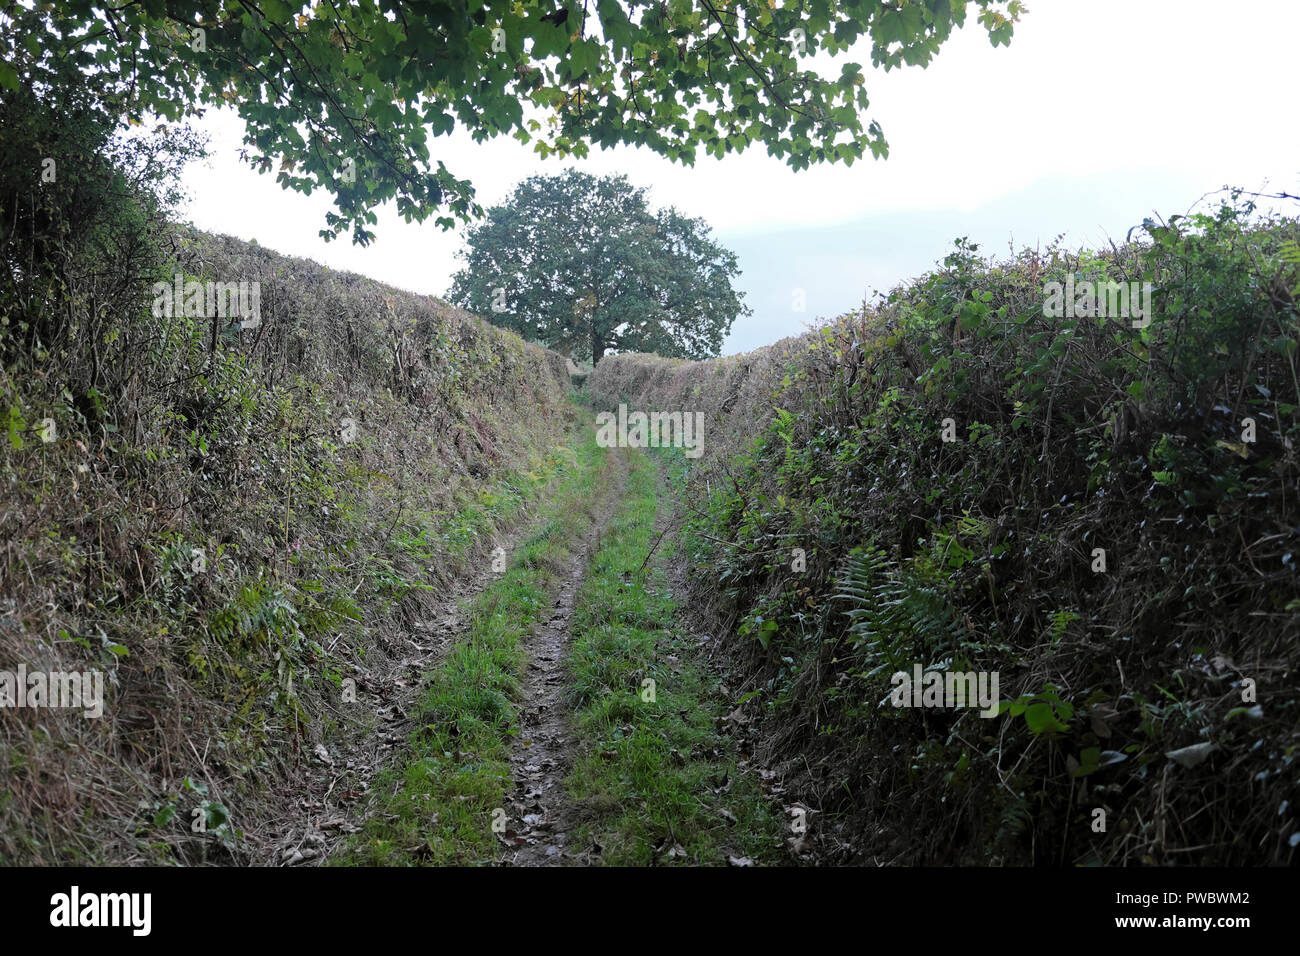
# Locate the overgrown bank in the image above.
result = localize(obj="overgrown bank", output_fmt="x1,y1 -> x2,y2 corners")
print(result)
591,197 -> 1300,865
1,208 -> 575,862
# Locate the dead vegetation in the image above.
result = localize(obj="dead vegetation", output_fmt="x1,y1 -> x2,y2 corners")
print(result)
0,219 -> 576,863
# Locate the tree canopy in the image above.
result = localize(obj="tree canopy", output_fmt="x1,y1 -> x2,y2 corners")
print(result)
449,170 -> 747,362
5,1 -> 1021,244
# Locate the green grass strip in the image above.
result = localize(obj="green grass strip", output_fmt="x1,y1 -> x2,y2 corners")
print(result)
565,448 -> 784,865
337,429 -> 606,866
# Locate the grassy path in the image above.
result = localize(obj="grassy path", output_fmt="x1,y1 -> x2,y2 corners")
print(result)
338,429 -> 616,865
498,446 -> 628,864
338,422 -> 784,866
559,448 -> 782,865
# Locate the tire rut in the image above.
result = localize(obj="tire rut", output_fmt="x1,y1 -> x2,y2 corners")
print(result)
285,474 -> 581,867
499,446 -> 628,865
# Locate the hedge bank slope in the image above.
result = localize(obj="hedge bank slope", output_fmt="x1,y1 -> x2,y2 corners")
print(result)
591,200 -> 1300,865
1,226 -> 575,864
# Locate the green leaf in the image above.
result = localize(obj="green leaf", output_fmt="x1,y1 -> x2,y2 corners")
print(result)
21,0 -> 1013,243
876,11 -> 905,44
202,801 -> 230,829
1025,701 -> 1069,735
7,406 -> 25,450
261,0 -> 291,21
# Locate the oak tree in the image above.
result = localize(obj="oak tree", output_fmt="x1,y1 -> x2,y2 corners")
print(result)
450,170 -> 746,362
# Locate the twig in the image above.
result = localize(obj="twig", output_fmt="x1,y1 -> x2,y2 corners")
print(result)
694,530 -> 752,552
636,529 -> 667,575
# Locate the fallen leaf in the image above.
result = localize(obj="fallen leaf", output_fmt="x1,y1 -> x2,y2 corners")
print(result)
1165,741 -> 1216,768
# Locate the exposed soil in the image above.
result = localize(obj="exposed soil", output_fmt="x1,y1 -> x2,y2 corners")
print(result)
499,449 -> 628,865
274,495 -> 569,867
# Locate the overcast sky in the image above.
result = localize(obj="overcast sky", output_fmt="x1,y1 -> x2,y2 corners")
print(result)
178,0 -> 1300,355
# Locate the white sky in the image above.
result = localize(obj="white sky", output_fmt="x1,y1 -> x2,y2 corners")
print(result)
179,0 -> 1300,355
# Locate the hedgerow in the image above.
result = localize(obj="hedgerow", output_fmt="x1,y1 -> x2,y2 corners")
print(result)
592,195 -> 1300,865
0,86 -> 573,863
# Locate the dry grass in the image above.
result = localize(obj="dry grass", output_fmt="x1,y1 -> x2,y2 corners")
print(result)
0,227 -> 577,864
